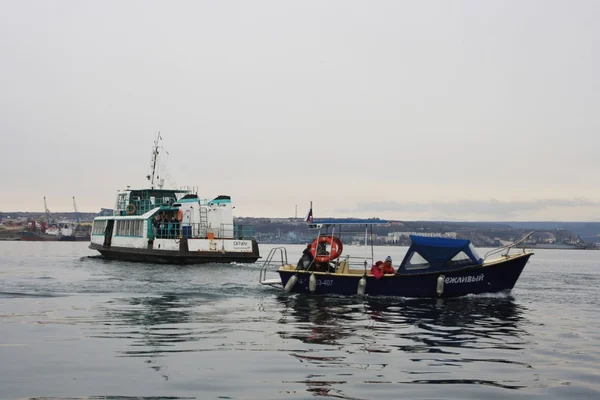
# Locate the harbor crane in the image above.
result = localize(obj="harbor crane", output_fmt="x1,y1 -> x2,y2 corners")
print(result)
72,196 -> 81,224
43,197 -> 56,225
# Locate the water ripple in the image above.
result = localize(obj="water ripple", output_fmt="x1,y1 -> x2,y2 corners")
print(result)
1,243 -> 600,399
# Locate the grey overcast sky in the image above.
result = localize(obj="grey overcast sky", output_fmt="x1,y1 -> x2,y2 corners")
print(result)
1,0 -> 599,221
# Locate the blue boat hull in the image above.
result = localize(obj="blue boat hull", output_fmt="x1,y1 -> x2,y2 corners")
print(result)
277,253 -> 532,298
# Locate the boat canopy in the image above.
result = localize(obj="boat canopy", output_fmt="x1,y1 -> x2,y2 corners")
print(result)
398,235 -> 483,274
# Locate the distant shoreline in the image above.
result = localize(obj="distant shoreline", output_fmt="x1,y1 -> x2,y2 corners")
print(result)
259,241 -> 598,250
0,237 -> 600,250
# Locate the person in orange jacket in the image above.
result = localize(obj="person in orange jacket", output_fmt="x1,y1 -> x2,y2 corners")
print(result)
381,256 -> 395,274
370,256 -> 395,279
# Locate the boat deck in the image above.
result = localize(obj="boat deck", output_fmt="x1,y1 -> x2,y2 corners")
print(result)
277,252 -> 532,277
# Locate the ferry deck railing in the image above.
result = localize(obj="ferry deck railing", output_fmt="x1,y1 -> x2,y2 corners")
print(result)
483,231 -> 534,261
219,223 -> 254,239
116,197 -> 179,216
150,222 -> 254,240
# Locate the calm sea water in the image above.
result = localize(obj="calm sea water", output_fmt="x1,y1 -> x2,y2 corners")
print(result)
1,242 -> 599,399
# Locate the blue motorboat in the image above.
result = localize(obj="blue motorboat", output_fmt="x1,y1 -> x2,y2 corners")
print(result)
259,211 -> 533,298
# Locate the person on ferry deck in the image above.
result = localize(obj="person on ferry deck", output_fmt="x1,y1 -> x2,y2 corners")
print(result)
158,213 -> 166,238
152,213 -> 161,237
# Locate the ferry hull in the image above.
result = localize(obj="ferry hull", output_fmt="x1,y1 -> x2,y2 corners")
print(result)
89,240 -> 260,265
276,253 -> 532,298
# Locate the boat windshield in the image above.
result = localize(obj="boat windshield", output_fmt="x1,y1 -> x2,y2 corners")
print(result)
468,243 -> 482,261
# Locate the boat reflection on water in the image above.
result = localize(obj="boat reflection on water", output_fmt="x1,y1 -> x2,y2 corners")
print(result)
275,294 -> 361,345
363,295 -> 528,355
275,293 -> 530,394
276,293 -> 527,348
93,294 -> 201,381
91,291 -> 531,395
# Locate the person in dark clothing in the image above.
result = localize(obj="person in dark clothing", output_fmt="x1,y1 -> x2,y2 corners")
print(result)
154,213 -> 164,238
296,244 -> 314,270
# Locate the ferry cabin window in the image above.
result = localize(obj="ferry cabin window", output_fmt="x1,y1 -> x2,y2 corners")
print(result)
404,251 -> 430,270
116,220 -> 144,237
92,220 -> 107,235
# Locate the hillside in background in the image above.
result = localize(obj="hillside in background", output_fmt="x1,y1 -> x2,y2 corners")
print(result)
235,217 -> 600,248
501,222 -> 600,243
0,211 -> 98,223
2,211 -> 599,248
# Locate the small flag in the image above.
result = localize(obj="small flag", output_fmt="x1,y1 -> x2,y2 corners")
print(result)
305,202 -> 313,223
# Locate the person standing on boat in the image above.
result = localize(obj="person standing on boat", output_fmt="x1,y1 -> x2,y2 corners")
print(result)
158,213 -> 166,238
152,213 -> 161,238
296,244 -> 314,270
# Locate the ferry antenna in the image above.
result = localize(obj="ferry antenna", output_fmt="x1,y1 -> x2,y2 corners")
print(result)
148,131 -> 161,189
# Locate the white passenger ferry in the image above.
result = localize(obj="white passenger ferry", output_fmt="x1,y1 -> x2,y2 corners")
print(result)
89,135 -> 259,264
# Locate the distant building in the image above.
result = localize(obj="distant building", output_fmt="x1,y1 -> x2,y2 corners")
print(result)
386,231 -> 457,243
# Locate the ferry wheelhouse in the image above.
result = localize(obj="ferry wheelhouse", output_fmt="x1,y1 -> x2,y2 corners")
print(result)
89,135 -> 259,264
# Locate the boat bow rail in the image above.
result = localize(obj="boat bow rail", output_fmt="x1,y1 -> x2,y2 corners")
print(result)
259,247 -> 289,287
483,231 -> 534,261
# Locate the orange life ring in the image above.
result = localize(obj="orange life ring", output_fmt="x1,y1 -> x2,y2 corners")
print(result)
310,235 -> 343,263
177,209 -> 183,221
126,204 -> 136,215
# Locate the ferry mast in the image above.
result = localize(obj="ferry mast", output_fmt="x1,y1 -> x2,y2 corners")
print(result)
147,132 -> 162,189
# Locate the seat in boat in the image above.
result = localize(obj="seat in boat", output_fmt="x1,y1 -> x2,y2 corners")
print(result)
337,260 -> 350,274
